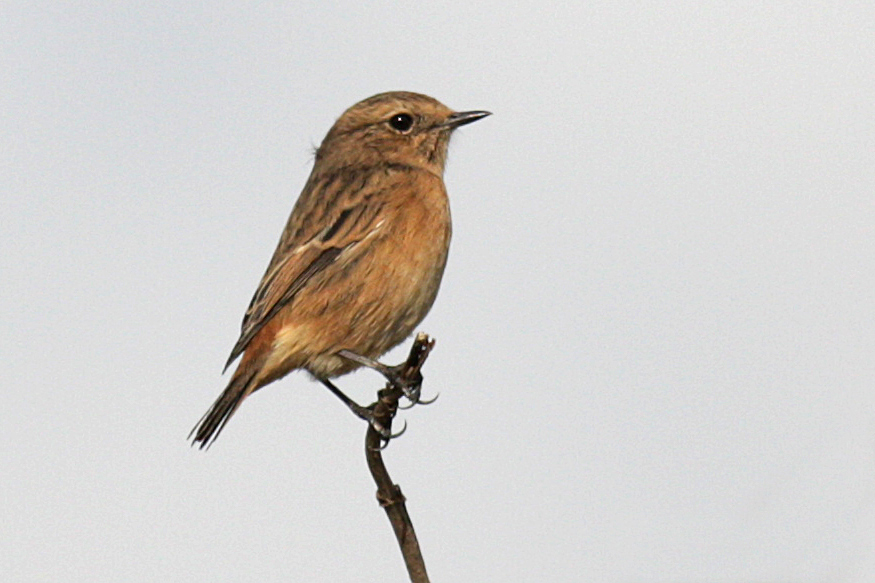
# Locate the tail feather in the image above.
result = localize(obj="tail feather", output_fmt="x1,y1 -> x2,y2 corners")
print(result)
190,367 -> 260,449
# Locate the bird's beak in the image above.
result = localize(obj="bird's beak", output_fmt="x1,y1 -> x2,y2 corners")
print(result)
441,110 -> 492,129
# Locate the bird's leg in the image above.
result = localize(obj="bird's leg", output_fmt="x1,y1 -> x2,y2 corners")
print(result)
337,349 -> 425,403
318,378 -> 371,419
336,350 -> 394,378
319,378 -> 391,439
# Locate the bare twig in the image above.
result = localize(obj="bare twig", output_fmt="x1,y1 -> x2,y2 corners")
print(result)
365,332 -> 435,583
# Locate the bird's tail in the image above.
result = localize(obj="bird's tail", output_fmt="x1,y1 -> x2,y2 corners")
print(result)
190,365 -> 260,449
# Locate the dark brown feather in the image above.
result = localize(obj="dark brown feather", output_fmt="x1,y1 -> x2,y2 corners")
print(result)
190,363 -> 260,448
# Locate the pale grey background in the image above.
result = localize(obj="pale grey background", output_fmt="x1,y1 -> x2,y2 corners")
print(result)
3,2 -> 873,582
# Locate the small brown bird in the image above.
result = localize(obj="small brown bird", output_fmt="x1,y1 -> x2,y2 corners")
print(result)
191,91 -> 489,448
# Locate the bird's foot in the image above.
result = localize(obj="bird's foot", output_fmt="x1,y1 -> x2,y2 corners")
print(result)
337,350 -> 437,407
320,378 -> 407,442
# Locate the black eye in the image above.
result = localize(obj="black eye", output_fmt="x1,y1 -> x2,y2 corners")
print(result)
388,113 -> 414,133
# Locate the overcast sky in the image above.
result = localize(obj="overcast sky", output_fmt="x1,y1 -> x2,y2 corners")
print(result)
3,2 -> 874,582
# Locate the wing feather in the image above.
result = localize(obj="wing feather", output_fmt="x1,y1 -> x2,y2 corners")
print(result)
222,165 -> 402,371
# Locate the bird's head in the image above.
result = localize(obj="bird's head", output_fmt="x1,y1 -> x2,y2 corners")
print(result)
316,91 -> 490,175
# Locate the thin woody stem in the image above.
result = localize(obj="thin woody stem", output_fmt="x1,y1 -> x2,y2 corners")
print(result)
364,333 -> 435,583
